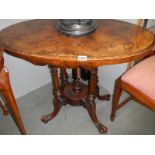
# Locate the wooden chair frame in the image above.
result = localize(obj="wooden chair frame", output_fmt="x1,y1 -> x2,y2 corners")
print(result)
0,99 -> 8,115
110,51 -> 155,121
0,48 -> 26,134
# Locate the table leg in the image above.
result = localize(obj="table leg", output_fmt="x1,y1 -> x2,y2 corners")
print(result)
60,68 -> 68,105
72,68 -> 82,93
60,68 -> 68,88
41,66 -> 61,123
84,68 -> 107,133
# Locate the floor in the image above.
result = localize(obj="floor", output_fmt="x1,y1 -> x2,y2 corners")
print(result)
0,83 -> 154,135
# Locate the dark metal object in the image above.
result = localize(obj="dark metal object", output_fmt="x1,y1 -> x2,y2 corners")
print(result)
143,19 -> 148,28
56,19 -> 97,37
80,68 -> 90,81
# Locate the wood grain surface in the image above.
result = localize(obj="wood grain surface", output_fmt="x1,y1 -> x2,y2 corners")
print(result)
0,19 -> 154,68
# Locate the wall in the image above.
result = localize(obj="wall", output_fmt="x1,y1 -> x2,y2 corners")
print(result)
0,19 -> 154,98
1,20 -> 51,98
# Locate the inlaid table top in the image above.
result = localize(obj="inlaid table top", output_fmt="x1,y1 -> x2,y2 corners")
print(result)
0,19 -> 154,68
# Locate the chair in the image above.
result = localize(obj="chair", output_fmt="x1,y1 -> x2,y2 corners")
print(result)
110,52 -> 155,122
0,48 -> 26,134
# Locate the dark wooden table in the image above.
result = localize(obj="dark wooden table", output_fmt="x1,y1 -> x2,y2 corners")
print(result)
0,19 -> 154,133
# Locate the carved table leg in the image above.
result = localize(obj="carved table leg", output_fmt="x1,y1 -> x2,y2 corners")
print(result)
0,67 -> 26,134
84,68 -> 107,133
60,68 -> 68,88
72,67 -> 82,93
41,67 -> 61,123
60,68 -> 68,105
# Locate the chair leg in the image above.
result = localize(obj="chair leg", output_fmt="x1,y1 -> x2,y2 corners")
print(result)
0,100 -> 8,115
110,78 -> 122,121
0,67 -> 26,135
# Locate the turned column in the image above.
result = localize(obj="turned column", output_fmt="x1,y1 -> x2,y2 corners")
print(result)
72,67 -> 82,93
59,68 -> 68,105
60,68 -> 68,88
85,68 -> 108,133
88,69 -> 97,103
41,66 -> 62,123
50,67 -> 61,97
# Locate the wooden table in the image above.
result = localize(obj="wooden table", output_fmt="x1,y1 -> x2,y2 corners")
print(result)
0,20 -> 154,133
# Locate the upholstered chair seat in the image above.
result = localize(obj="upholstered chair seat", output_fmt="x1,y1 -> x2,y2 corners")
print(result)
110,55 -> 155,122
121,55 -> 155,101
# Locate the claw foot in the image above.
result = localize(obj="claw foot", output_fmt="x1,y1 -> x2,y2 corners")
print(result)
97,94 -> 111,101
41,114 -> 53,124
98,124 -> 108,134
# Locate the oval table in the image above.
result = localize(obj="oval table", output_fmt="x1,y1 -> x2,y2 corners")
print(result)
0,19 -> 154,134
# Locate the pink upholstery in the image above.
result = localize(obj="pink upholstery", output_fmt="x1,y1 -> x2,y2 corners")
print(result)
121,55 -> 155,101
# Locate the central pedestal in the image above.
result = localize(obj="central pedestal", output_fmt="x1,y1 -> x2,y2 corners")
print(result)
64,83 -> 87,106
41,67 -> 110,134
